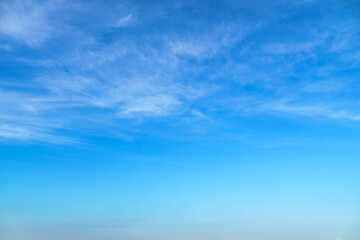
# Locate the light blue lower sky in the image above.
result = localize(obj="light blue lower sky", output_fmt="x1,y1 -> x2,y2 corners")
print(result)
1,129 -> 360,240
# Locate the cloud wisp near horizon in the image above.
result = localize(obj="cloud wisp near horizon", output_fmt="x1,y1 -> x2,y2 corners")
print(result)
0,0 -> 359,143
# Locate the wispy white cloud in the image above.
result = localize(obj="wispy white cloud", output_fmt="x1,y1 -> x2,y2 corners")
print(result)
0,124 -> 34,139
254,99 -> 360,121
115,13 -> 133,27
262,30 -> 329,56
0,0 -> 55,46
0,123 -> 78,144
118,94 -> 182,117
0,0 -> 359,144
168,23 -> 249,59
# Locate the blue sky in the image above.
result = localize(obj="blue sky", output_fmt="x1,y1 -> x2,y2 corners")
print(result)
0,0 -> 359,240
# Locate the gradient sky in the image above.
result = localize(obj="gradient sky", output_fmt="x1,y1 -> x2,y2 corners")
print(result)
0,0 -> 360,240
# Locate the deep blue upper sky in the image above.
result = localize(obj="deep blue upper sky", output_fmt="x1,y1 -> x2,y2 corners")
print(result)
0,0 -> 359,240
